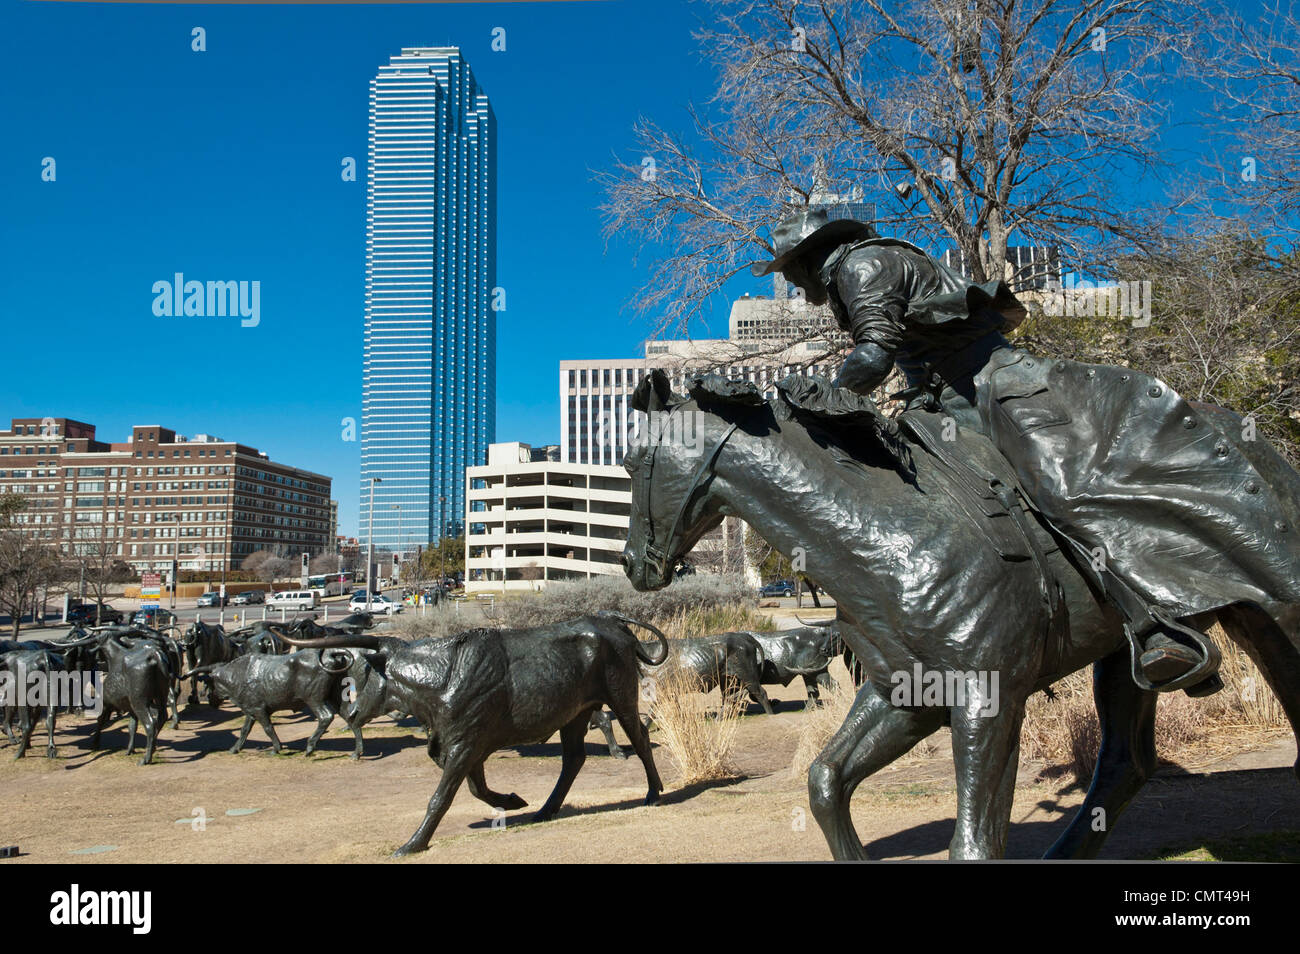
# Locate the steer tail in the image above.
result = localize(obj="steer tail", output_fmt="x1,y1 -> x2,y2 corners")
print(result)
178,663 -> 218,681
596,611 -> 669,666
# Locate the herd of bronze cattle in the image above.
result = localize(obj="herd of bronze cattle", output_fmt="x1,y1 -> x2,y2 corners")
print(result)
0,611 -> 846,854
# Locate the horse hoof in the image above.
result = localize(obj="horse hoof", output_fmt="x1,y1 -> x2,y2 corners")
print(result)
532,810 -> 555,824
645,790 -> 660,806
228,746 -> 241,755
504,793 -> 528,810
392,841 -> 424,857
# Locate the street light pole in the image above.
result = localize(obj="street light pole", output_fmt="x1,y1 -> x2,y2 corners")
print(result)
366,476 -> 381,609
392,503 -> 401,589
440,494 -> 447,590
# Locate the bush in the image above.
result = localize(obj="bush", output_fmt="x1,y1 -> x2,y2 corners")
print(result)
647,667 -> 745,784
1020,624 -> 1288,786
485,574 -> 760,629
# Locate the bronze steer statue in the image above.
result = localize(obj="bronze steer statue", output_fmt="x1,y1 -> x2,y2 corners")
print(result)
669,632 -> 773,714
744,622 -> 843,709
182,649 -> 360,756
280,611 -> 668,856
89,634 -> 175,765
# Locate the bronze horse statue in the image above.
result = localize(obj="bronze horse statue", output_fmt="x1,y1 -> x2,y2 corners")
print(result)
620,369 -> 1300,860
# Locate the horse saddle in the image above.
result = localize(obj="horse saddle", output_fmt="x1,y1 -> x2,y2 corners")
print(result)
898,409 -> 1053,567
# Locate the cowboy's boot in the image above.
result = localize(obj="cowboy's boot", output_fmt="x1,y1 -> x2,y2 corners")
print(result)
1132,610 -> 1223,697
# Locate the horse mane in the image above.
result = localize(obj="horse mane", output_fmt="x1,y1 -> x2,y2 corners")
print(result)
684,372 -> 915,478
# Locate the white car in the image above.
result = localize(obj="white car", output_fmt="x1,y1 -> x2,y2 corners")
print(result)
267,590 -> 318,612
349,592 -> 401,615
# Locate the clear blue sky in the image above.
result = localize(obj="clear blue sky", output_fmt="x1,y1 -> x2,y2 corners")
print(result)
0,0 -> 1239,539
0,0 -> 731,538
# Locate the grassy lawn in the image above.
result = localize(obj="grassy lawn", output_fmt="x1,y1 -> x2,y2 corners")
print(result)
1157,830 -> 1300,861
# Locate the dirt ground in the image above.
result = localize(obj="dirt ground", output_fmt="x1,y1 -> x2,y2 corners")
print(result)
1,668 -> 1296,863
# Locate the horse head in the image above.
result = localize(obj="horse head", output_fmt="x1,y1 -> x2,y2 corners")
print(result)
621,369 -> 769,591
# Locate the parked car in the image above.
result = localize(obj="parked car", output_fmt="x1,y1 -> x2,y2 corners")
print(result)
65,604 -> 124,626
266,590 -> 318,612
230,590 -> 265,606
131,608 -> 177,630
349,592 -> 401,615
759,580 -> 796,598
196,592 -> 227,608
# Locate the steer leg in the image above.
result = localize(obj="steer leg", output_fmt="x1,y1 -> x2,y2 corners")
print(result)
254,709 -> 283,754
91,706 -> 115,750
809,683 -> 942,859
15,705 -> 37,760
349,723 -> 365,760
394,742 -> 479,856
125,713 -> 139,755
230,714 -> 256,754
466,761 -> 528,811
44,703 -> 56,759
304,703 -> 336,756
1044,650 -> 1157,859
609,695 -> 663,804
533,712 -> 592,823
590,709 -> 626,759
137,704 -> 160,766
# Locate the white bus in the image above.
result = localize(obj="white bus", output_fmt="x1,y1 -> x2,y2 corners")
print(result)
307,574 -> 348,598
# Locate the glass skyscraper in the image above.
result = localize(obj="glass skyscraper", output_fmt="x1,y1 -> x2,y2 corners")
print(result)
361,48 -> 496,556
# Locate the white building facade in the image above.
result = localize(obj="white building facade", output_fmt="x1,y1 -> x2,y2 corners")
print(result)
464,442 -> 630,592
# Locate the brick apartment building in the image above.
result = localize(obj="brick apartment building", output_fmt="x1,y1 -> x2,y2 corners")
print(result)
0,417 -> 332,577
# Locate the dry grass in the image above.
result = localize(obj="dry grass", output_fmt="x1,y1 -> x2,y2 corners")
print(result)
648,667 -> 745,785
788,660 -> 946,780
1021,625 -> 1290,786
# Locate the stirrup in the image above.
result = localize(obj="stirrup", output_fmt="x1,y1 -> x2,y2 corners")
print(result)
1128,607 -> 1221,695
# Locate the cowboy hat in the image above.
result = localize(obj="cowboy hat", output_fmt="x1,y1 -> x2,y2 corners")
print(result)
750,208 -> 877,277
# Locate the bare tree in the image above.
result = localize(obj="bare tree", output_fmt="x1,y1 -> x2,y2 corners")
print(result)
598,0 -> 1191,338
308,552 -> 343,575
519,562 -> 544,592
0,497 -> 65,637
240,549 -> 292,583
67,522 -> 133,624
1015,226 -> 1300,462
1186,1 -> 1300,235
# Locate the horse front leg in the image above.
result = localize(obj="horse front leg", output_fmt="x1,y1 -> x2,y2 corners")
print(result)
808,682 -> 944,860
949,675 -> 1025,859
1044,649 -> 1157,859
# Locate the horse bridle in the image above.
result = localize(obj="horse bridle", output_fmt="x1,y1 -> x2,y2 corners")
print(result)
640,414 -> 739,582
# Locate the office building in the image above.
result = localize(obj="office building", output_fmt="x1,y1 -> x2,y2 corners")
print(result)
0,417 -> 332,578
464,441 -> 630,591
361,47 -> 496,557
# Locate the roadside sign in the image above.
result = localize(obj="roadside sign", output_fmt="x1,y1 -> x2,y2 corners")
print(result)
140,572 -> 161,607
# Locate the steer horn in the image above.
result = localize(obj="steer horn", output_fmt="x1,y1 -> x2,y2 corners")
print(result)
794,615 -> 837,627
276,632 -> 381,651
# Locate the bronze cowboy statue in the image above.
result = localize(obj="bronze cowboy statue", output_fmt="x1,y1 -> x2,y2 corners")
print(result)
753,208 -> 1300,695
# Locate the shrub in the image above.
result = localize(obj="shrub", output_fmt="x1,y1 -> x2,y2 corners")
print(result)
647,667 -> 745,784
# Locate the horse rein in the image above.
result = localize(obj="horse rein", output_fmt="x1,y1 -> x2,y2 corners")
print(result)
641,416 -> 739,581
